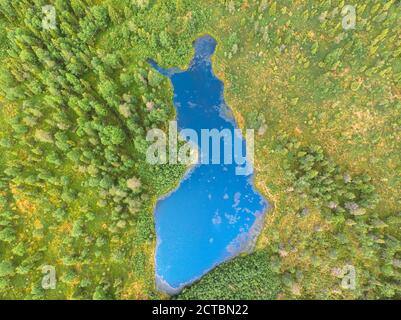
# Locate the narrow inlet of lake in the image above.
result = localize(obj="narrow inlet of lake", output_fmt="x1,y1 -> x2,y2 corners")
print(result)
149,35 -> 268,295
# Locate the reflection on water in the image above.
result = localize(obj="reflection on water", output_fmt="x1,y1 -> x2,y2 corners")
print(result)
150,35 -> 269,295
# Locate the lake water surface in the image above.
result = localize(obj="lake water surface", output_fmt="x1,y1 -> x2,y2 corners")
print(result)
150,35 -> 268,295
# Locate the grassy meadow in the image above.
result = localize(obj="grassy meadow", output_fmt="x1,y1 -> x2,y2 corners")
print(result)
0,0 -> 399,299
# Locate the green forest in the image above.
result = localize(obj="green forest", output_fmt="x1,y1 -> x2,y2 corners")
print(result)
0,0 -> 400,299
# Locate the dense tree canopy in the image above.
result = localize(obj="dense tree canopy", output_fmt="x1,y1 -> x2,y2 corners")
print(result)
0,0 -> 399,300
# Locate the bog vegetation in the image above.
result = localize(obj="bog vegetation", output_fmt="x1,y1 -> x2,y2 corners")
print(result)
0,0 -> 399,299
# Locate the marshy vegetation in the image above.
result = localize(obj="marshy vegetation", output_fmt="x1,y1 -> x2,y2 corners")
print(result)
0,0 -> 399,299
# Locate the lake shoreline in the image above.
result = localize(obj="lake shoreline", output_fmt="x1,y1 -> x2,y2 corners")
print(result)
150,35 -> 270,295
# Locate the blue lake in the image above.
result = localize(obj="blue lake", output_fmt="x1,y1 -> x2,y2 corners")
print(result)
149,35 -> 268,295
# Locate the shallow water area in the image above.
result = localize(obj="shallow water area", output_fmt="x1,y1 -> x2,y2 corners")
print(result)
150,35 -> 269,295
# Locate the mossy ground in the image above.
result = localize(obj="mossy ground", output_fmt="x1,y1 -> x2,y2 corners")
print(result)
0,1 -> 399,299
